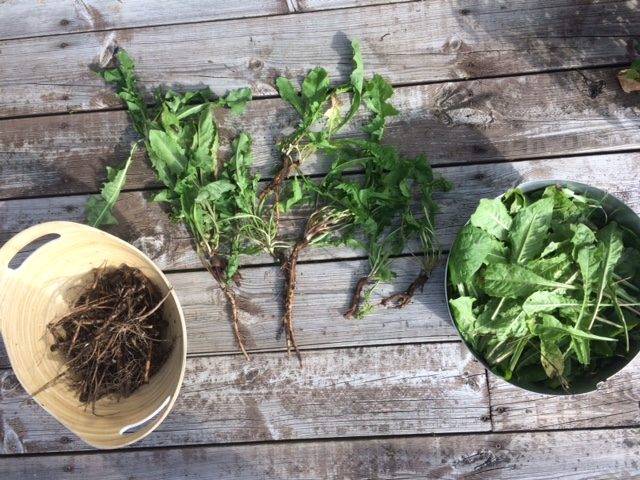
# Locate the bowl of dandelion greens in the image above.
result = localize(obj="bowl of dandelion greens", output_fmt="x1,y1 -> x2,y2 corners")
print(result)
446,180 -> 640,394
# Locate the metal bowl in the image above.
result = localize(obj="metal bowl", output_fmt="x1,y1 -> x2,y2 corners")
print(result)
445,180 -> 640,395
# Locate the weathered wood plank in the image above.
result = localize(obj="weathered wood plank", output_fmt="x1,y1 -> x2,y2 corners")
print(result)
1,1 -> 636,117
299,0 -> 408,11
166,257 -> 452,359
0,342 -> 489,454
490,353 -> 640,431
2,67 -> 638,199
2,153 -> 638,271
3,428 -> 640,479
0,0 -> 407,41
0,1 -> 287,41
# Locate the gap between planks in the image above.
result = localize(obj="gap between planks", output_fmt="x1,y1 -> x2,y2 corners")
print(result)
2,423 -> 639,460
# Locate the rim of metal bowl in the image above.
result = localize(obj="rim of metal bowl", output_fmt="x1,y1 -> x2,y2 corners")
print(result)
444,180 -> 640,395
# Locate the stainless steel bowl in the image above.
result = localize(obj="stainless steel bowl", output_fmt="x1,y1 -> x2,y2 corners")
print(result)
445,180 -> 640,395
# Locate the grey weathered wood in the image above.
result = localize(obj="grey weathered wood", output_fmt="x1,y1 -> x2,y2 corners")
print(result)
490,353 -> 640,431
2,153 -> 638,271
1,67 -> 637,199
0,342 -> 489,454
0,0 -> 287,41
0,1 -> 636,118
0,0 -> 407,41
3,428 -> 640,479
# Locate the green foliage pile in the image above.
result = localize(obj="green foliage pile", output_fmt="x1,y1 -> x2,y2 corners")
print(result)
89,42 -> 449,361
448,186 -> 640,389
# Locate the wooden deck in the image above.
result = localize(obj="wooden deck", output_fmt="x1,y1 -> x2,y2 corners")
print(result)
1,1 -> 640,478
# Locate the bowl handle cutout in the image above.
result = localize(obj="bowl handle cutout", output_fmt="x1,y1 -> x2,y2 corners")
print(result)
0,222 -> 71,273
119,395 -> 172,436
7,233 -> 61,270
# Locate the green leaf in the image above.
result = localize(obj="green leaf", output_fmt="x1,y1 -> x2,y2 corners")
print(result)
586,222 -> 624,330
543,185 -> 594,224
573,244 -> 602,364
193,105 -> 219,168
301,67 -> 331,113
527,252 -> 573,282
276,77 -> 304,115
282,177 -> 303,212
115,49 -> 135,73
609,283 -> 629,352
196,180 -> 235,203
470,198 -> 513,240
176,103 -> 207,120
148,129 -> 187,179
86,142 -> 138,228
485,240 -> 509,265
572,336 -> 590,365
362,74 -> 398,140
577,245 -> 600,297
509,197 -> 554,264
449,225 -> 502,285
539,331 -> 565,379
476,299 -> 528,341
533,319 -> 616,343
98,50 -> 150,136
349,39 -> 364,93
540,241 -> 564,258
482,263 -> 576,299
522,291 -> 578,316
570,223 -> 596,258
502,188 -> 528,214
625,59 -> 640,80
152,189 -> 174,203
507,336 -> 530,380
221,87 -> 252,115
449,297 -> 478,348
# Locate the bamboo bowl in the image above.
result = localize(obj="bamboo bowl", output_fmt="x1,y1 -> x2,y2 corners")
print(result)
0,221 -> 187,449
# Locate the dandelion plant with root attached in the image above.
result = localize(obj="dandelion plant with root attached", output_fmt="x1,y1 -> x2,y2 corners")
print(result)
89,50 -> 284,357
90,41 -> 450,363
270,41 -> 451,360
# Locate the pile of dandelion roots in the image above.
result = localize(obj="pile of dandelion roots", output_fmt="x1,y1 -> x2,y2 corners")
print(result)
47,265 -> 172,409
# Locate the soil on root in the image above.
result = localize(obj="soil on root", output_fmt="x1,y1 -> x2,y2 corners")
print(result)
344,276 -> 372,319
381,271 -> 430,309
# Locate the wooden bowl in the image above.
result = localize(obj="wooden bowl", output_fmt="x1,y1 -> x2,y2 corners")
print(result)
0,221 -> 187,449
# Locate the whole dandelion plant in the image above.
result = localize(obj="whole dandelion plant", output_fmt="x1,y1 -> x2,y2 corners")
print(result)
89,50 -> 284,357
